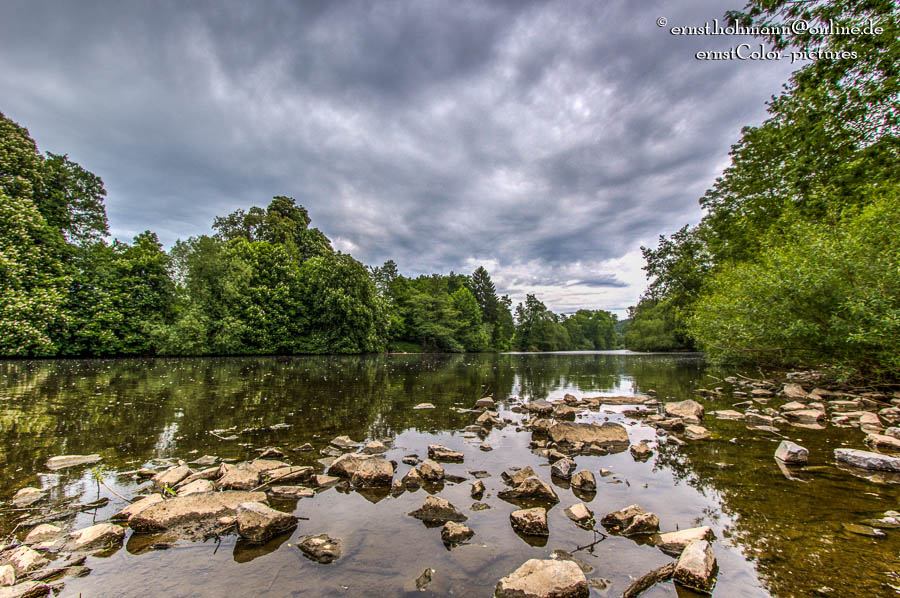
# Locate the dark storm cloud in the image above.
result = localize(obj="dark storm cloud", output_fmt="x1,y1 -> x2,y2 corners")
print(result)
0,0 -> 798,313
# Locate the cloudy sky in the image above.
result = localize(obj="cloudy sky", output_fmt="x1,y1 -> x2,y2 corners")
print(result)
0,0 -> 798,316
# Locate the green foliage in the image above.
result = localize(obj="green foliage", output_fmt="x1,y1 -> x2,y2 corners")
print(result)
690,188 -> 900,376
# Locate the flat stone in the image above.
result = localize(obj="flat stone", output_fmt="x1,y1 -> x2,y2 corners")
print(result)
428,444 -> 464,462
1,547 -> 46,575
494,559 -> 588,598
548,422 -> 629,448
0,581 -> 50,598
44,454 -> 101,471
835,448 -> 900,472
262,465 -> 313,484
552,404 -> 580,420
179,479 -> 215,495
563,503 -> 594,528
189,455 -> 219,467
362,440 -> 387,454
111,493 -> 164,521
235,501 -> 298,543
665,400 -> 704,421
408,496 -> 467,523
673,540 -> 718,593
713,410 -> 744,420
866,433 -> 900,452
128,491 -> 267,532
510,507 -> 549,536
268,485 -> 315,499
312,474 -> 340,488
152,464 -> 192,489
775,440 -> 809,465
23,525 -> 62,546
526,400 -> 554,415
329,435 -> 359,449
216,466 -> 259,490
842,523 -> 886,537
783,383 -> 808,400
498,476 -> 559,504
176,466 -> 222,488
297,534 -> 342,563
11,489 -> 45,509
475,397 -> 495,410
684,425 -> 710,440
412,403 -> 435,410
783,409 -> 825,423
441,521 -> 474,545
349,457 -> 394,487
656,526 -> 715,556
65,523 -> 125,552
745,413 -> 775,426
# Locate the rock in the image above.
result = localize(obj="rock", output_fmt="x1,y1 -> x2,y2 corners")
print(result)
502,466 -> 537,486
11,489 -> 45,509
673,540 -> 718,594
783,383 -> 808,399
0,547 -> 46,576
494,559 -> 588,598
600,504 -> 645,530
268,485 -> 315,499
480,443 -> 493,452
111,493 -> 164,521
176,466 -> 222,488
216,466 -> 259,490
471,480 -> 485,499
428,444 -> 464,462
553,404 -> 580,420
828,400 -> 862,412
295,443 -> 314,452
441,521 -> 474,545
783,409 -> 825,423
327,453 -> 377,477
23,525 -> 62,546
842,523 -> 885,537
0,565 -> 13,587
880,407 -> 900,424
775,440 -> 809,465
630,441 -> 653,460
408,496 -> 467,523
475,397 -> 495,410
262,465 -> 313,484
257,447 -> 286,459
498,476 -> 560,504
713,410 -> 744,420
44,454 -> 101,471
189,455 -> 219,467
402,455 -> 420,466
551,458 -> 575,480
866,433 -> 900,452
0,581 -> 50,598
297,534 -> 342,564
152,464 -> 192,489
623,512 -> 659,536
656,526 -> 715,556
418,459 -> 445,482
886,427 -> 900,439
683,425 -> 710,440
361,440 -> 387,454
665,400 -> 705,422
402,467 -> 424,488
528,418 -> 553,434
235,502 -> 298,543
349,457 -> 394,487
563,503 -> 594,528
128,491 -> 267,532
834,448 -> 900,472
65,523 -> 125,552
510,507 -> 549,536
548,422 -> 629,449
476,411 -> 502,427
415,568 -> 433,591
745,413 -> 775,426
179,479 -> 216,495
412,403 -> 435,410
781,401 -> 807,412
751,388 -> 774,398
570,470 -> 596,491
329,435 -> 359,449
526,399 -> 554,416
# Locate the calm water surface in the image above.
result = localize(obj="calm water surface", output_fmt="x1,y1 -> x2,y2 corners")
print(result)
1,353 -> 898,597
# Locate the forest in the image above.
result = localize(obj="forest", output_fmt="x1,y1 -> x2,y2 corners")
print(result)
0,115 -> 618,357
624,0 -> 900,378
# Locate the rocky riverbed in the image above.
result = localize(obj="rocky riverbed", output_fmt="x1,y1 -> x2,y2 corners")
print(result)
1,354 -> 899,597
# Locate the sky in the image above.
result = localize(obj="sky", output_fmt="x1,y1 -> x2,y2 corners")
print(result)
0,0 -> 799,317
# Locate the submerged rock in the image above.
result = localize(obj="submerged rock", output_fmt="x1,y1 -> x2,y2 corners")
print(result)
775,440 -> 809,465
835,448 -> 900,472
44,454 -> 101,471
408,496 -> 467,523
297,534 -> 342,564
494,559 -> 588,598
510,507 -> 549,536
128,491 -> 267,532
441,521 -> 474,545
673,540 -> 718,594
235,502 -> 298,543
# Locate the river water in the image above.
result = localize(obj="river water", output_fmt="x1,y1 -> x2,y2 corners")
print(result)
1,352 -> 897,597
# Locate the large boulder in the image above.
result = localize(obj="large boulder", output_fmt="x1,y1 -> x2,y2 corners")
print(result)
664,400 -> 704,422
510,507 -> 549,536
235,502 -> 298,543
835,448 -> 900,472
673,540 -> 718,594
128,491 -> 267,532
494,559 -> 589,598
548,422 -> 629,449
408,496 -> 467,523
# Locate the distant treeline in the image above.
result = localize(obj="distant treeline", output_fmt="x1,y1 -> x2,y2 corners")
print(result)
624,0 -> 900,378
1,112 -> 619,357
